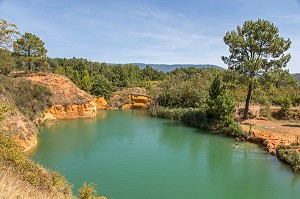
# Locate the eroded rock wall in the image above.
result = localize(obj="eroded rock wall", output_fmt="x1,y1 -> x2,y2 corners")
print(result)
44,101 -> 97,120
0,99 -> 38,152
26,73 -> 97,120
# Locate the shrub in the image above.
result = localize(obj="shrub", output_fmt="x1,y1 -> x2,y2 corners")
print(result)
279,96 -> 292,119
78,182 -> 106,199
0,49 -> 15,75
276,145 -> 300,172
149,105 -> 248,139
0,75 -> 52,121
0,132 -> 72,194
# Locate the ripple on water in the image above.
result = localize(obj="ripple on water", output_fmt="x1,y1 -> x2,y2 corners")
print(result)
208,136 -> 268,160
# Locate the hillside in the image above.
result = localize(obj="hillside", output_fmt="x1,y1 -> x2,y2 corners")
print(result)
0,75 -> 73,198
292,73 -> 300,84
25,73 -> 97,120
25,73 -> 93,105
131,63 -> 224,72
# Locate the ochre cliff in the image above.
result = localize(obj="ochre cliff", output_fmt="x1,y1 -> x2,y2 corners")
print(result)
93,97 -> 109,110
110,87 -> 152,109
0,96 -> 37,152
26,73 -> 97,120
122,95 -> 151,109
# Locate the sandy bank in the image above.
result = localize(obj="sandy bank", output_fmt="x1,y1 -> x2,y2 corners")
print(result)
240,118 -> 300,155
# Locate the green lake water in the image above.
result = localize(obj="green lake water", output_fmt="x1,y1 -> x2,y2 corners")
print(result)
31,110 -> 300,199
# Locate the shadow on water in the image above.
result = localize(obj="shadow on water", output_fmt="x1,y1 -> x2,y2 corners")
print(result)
161,120 -> 219,136
291,173 -> 300,186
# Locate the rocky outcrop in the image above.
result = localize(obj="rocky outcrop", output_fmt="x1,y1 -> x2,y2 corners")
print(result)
26,73 -> 97,120
110,87 -> 152,109
0,96 -> 38,152
44,101 -> 97,120
11,114 -> 38,152
122,95 -> 151,109
93,97 -> 109,110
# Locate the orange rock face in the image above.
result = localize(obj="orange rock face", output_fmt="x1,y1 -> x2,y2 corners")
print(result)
26,73 -> 97,120
45,101 -> 97,120
0,109 -> 38,152
131,95 -> 151,109
118,94 -> 152,109
122,104 -> 132,109
93,97 -> 108,110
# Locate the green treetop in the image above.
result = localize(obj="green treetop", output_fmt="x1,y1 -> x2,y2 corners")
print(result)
0,19 -> 19,50
13,32 -> 47,70
222,19 -> 291,119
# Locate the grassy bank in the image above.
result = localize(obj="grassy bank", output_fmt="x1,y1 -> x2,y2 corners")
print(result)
149,106 -> 248,138
276,145 -> 300,172
0,132 -> 73,198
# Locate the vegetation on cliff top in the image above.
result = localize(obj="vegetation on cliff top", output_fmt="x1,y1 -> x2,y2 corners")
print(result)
0,74 -> 52,121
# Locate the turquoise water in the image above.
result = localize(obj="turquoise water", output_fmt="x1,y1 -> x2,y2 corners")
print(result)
31,110 -> 300,199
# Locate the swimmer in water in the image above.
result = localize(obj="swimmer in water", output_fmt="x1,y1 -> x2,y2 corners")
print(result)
235,143 -> 238,148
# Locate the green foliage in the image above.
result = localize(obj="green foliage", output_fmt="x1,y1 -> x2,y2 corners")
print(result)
222,19 -> 291,74
157,68 -> 221,108
79,182 -> 98,199
276,145 -> 300,172
0,105 -> 13,121
48,57 -> 165,97
54,66 -> 66,75
142,65 -> 165,81
149,106 -> 246,138
206,76 -> 236,124
0,18 -> 20,50
0,75 -> 52,120
149,107 -> 209,128
13,32 -> 47,70
13,80 -> 52,120
222,19 -> 291,118
81,70 -> 92,92
0,132 -> 72,194
0,49 -> 15,74
91,74 -> 116,99
279,96 -> 292,119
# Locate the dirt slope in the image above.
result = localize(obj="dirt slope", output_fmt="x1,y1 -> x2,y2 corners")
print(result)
26,73 -> 97,120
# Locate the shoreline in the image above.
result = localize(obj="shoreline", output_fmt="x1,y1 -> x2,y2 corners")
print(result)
240,118 -> 300,155
23,139 -> 38,153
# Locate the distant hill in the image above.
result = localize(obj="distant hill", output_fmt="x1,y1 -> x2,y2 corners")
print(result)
130,63 -> 225,72
292,73 -> 300,84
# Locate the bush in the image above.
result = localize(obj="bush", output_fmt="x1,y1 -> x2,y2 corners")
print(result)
79,182 -> 97,199
0,132 -> 72,194
0,75 -> 52,121
0,49 -> 15,75
149,105 -> 247,139
279,96 -> 292,119
276,145 -> 300,172
78,182 -> 106,199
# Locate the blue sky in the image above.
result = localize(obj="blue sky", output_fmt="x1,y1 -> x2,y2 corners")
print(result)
0,0 -> 299,72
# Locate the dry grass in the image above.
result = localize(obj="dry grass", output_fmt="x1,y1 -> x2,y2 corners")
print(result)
0,167 -> 74,199
0,132 -> 73,198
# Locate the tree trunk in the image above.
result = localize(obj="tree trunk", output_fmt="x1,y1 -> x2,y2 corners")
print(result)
243,83 -> 252,119
28,46 -> 31,70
